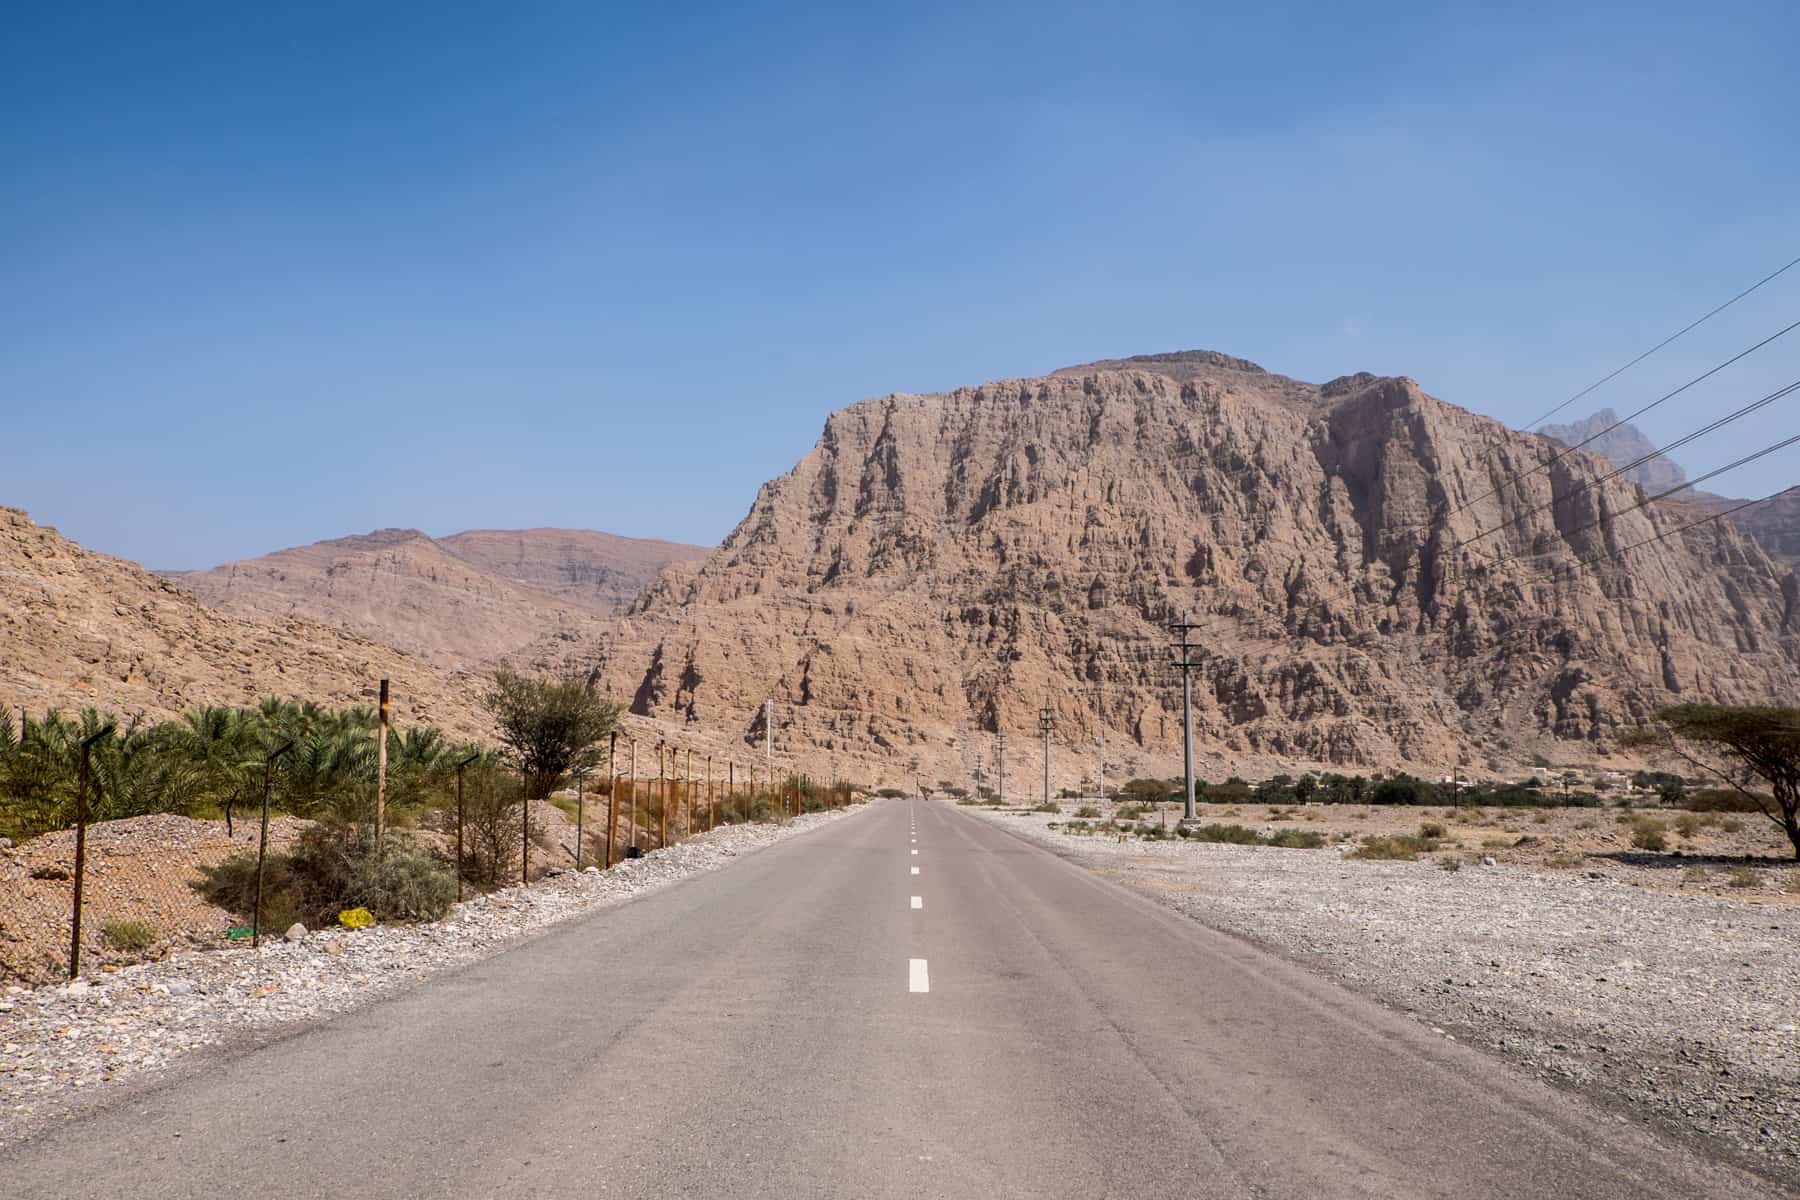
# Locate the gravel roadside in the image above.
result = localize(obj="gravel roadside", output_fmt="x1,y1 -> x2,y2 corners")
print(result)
971,806 -> 1800,1182
0,807 -> 857,1148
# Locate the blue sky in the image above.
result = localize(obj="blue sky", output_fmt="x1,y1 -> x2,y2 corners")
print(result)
3,1 -> 1796,568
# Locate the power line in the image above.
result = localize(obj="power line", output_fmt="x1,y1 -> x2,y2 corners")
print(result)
1452,377 -> 1800,551
1519,253 -> 1800,431
1425,317 -> 1800,531
1476,482 -> 1800,588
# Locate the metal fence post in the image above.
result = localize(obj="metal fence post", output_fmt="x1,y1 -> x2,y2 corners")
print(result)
453,752 -> 478,900
252,740 -> 296,947
573,767 -> 589,870
605,732 -> 618,869
68,723 -> 116,980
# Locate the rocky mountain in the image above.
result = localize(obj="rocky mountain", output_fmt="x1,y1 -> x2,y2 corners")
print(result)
1540,409 -> 1688,492
594,351 -> 1800,789
1538,410 -> 1798,571
165,527 -> 707,668
437,528 -> 708,610
1692,489 -> 1800,571
0,509 -> 488,738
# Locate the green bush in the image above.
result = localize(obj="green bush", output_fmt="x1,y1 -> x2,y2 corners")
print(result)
1074,805 -> 1101,819
1630,826 -> 1666,852
1418,821 -> 1446,839
1266,829 -> 1326,849
1350,834 -> 1439,861
101,918 -> 159,952
195,823 -> 457,926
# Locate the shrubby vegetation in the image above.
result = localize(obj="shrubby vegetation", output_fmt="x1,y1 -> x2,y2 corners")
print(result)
0,699 -> 491,842
195,822 -> 458,928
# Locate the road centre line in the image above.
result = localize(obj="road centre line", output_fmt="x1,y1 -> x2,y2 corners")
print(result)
910,866 -> 919,875
910,896 -> 922,909
909,958 -> 929,993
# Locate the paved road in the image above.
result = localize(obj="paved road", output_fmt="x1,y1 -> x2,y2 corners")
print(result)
10,800 -> 1789,1198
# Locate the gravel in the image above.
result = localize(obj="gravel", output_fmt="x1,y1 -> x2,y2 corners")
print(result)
0,808 -> 852,1147
974,808 -> 1800,1178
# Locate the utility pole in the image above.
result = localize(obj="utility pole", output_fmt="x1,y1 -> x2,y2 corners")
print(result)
68,723 -> 116,980
996,730 -> 1006,807
1039,706 -> 1055,806
764,698 -> 774,768
1097,731 -> 1106,803
1169,620 -> 1202,823
627,739 -> 637,852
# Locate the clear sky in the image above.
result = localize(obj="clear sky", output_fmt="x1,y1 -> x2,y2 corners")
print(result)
4,1 -> 1797,569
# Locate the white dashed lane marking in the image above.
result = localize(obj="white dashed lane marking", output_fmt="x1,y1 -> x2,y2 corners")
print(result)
911,896 -> 922,909
909,958 -> 930,993
911,866 -> 920,875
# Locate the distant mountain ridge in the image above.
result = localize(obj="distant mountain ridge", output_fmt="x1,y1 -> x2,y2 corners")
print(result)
1539,409 -> 1689,492
164,526 -> 708,668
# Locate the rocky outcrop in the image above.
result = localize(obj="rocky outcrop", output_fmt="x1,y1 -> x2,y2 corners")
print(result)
596,353 -> 1800,788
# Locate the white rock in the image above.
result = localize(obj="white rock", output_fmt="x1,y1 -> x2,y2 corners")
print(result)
283,923 -> 307,942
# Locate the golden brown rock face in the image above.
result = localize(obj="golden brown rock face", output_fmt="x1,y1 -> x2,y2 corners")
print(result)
597,352 -> 1799,787
0,509 -> 489,738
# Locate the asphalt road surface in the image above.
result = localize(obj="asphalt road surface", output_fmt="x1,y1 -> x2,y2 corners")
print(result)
10,800 -> 1790,1198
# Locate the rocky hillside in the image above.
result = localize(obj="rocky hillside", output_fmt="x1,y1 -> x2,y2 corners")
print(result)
1539,410 -> 1798,571
0,509 -> 488,737
166,527 -> 707,668
437,528 -> 708,610
595,351 -> 1800,788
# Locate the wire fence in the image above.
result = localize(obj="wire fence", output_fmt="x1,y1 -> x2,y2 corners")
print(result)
0,728 -> 852,989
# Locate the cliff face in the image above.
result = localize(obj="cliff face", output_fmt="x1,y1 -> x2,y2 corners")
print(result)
597,353 -> 1799,786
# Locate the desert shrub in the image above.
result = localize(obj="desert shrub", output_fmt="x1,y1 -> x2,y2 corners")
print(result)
1438,858 -> 1461,872
1720,817 -> 1744,834
1350,834 -> 1438,861
1181,822 -> 1263,845
196,824 -> 455,926
1266,829 -> 1326,849
1074,805 -> 1101,819
876,787 -> 906,799
1673,812 -> 1704,838
1418,821 -> 1446,839
1686,788 -> 1764,814
101,918 -> 159,952
956,794 -> 982,806
463,768 -> 524,886
1532,811 -> 1551,824
1682,866 -> 1712,884
1630,825 -> 1667,852
1547,852 -> 1584,868
1785,869 -> 1800,894
1033,801 -> 1060,814
1726,867 -> 1760,889
1114,804 -> 1144,820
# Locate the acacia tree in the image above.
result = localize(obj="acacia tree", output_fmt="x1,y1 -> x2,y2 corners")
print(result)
479,669 -> 621,801
1624,704 -> 1800,860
